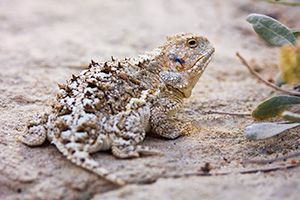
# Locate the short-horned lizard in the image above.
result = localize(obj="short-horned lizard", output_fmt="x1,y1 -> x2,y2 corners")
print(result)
21,32 -> 214,185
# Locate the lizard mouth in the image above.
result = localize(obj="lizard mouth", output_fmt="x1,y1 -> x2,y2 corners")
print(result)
189,46 -> 215,86
175,46 -> 215,98
192,47 -> 215,73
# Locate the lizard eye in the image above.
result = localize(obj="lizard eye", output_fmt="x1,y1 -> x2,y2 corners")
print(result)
187,39 -> 198,48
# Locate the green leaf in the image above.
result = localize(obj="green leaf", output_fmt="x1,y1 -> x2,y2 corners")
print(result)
245,122 -> 300,140
293,31 -> 300,39
282,111 -> 300,122
246,14 -> 297,46
252,95 -> 300,119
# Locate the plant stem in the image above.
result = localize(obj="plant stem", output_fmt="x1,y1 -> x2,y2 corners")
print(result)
205,110 -> 251,116
236,52 -> 300,96
163,163 -> 300,178
260,0 -> 300,6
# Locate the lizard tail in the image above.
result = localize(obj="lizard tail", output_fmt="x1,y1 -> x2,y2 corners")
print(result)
54,141 -> 126,186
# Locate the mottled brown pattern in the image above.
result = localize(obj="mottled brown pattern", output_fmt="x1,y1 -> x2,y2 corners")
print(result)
21,32 -> 214,185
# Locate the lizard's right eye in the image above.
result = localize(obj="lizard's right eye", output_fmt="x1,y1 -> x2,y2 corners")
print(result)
187,39 -> 198,48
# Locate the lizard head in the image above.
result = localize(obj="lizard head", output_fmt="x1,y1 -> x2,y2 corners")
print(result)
158,32 -> 214,98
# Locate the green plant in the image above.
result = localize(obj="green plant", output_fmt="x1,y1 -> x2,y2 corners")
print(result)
239,7 -> 300,140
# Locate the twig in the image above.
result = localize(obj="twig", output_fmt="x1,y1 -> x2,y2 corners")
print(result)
236,52 -> 300,96
244,151 -> 300,164
164,163 -> 300,179
260,0 -> 300,6
205,110 -> 251,116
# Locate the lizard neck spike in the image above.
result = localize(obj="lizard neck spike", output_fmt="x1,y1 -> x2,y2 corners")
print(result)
57,83 -> 64,90
89,59 -> 96,68
71,74 -> 78,81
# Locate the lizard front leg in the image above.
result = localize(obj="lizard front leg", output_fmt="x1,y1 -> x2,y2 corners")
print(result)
149,98 -> 186,139
111,111 -> 163,158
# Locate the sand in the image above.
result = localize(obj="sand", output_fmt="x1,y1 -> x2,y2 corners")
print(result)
1,0 -> 300,199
